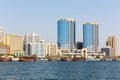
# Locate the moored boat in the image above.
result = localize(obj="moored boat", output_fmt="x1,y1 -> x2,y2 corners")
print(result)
72,57 -> 85,61
48,56 -> 60,61
19,56 -> 36,62
61,57 -> 72,61
61,57 -> 68,61
0,56 -> 12,62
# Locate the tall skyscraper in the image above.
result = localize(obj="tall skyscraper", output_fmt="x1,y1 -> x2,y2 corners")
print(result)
83,22 -> 99,52
57,18 -> 76,52
106,36 -> 118,57
0,27 -> 4,43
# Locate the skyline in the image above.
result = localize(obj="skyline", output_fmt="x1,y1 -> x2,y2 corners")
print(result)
0,0 -> 120,51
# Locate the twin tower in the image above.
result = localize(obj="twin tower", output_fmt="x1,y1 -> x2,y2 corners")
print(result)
57,18 -> 99,53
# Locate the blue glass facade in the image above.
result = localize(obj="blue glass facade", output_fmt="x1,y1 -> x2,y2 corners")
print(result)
83,22 -> 99,52
58,20 -> 69,47
57,18 -> 76,52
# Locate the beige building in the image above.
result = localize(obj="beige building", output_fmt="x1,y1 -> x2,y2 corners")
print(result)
45,43 -> 58,56
106,36 -> 118,57
4,34 -> 24,57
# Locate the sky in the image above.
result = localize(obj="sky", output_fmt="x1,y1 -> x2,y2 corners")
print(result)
0,0 -> 120,51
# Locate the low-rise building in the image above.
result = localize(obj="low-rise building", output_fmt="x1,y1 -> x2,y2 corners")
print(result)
45,43 -> 58,56
101,46 -> 114,57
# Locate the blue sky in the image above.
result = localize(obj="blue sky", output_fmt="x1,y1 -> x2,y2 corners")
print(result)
0,0 -> 120,51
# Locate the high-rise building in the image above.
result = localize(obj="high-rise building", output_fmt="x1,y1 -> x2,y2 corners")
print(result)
5,34 -> 24,57
83,22 -> 99,52
24,32 -> 58,57
106,36 -> 118,57
0,27 -> 4,43
24,33 -> 41,56
57,18 -> 76,52
28,43 -> 46,57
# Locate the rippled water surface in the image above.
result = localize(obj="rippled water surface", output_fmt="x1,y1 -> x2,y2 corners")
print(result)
0,61 -> 120,80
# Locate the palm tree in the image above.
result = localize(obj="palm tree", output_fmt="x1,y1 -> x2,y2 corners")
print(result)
45,54 -> 50,59
32,54 -> 37,58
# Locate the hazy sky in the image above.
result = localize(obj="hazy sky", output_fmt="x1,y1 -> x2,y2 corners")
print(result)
0,0 -> 120,51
